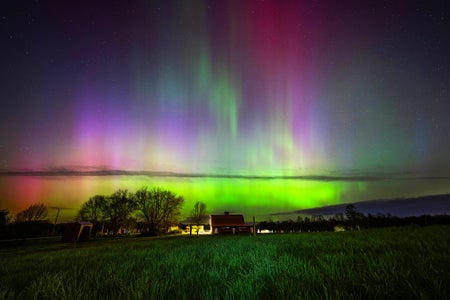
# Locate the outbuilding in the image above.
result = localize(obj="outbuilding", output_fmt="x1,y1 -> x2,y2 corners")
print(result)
210,212 -> 254,234
62,221 -> 93,242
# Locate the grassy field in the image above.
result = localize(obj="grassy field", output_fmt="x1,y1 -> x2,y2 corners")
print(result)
0,226 -> 449,299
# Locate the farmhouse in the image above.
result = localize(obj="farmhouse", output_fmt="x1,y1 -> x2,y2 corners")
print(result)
210,212 -> 254,234
180,216 -> 211,235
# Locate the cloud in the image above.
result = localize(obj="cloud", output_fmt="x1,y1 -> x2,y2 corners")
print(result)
0,167 -> 449,181
271,194 -> 450,217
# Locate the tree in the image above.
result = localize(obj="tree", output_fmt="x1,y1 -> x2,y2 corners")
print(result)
345,204 -> 365,230
102,189 -> 137,234
76,195 -> 110,235
0,209 -> 10,225
16,203 -> 48,222
190,201 -> 208,235
135,187 -> 184,235
77,195 -> 106,222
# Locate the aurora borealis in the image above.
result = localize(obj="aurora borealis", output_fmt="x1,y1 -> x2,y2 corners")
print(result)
1,1 -> 449,221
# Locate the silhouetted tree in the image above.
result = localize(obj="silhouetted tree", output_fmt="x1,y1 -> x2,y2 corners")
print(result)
102,189 -> 137,234
135,187 -> 184,235
16,203 -> 48,222
191,201 -> 208,235
345,204 -> 366,229
0,209 -> 9,225
77,195 -> 106,222
76,195 -> 111,235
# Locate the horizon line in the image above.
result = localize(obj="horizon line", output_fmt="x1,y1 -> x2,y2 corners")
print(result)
0,169 -> 449,182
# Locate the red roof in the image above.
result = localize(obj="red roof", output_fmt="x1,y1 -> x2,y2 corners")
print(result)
211,214 -> 246,227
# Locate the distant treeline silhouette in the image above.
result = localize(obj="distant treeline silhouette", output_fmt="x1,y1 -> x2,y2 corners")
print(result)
2,201 -> 450,240
258,205 -> 450,232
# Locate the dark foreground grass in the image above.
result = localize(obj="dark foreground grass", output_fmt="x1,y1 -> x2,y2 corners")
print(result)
0,226 -> 449,299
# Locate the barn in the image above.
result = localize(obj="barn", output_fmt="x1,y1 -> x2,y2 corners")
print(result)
210,212 -> 254,235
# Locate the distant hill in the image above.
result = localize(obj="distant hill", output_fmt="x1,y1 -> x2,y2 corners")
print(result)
272,194 -> 450,217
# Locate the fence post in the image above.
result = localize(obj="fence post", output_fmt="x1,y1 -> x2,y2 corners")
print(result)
253,216 -> 256,236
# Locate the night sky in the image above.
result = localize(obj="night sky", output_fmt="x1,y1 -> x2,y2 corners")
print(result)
1,1 -> 449,219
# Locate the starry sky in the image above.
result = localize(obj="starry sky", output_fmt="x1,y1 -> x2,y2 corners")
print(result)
0,1 -> 449,219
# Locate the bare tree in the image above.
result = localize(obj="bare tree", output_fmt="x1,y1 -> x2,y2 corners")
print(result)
16,203 -> 48,222
135,187 -> 184,235
103,189 -> 137,234
77,195 -> 106,222
191,201 -> 208,235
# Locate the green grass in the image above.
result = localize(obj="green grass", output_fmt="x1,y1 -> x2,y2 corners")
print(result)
1,226 -> 449,299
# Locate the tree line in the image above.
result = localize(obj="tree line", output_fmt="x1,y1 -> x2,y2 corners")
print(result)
258,204 -> 450,233
0,186 -> 186,239
77,187 -> 184,236
2,198 -> 449,239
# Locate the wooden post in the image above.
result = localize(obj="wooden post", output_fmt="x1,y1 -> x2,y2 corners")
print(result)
52,208 -> 61,235
253,216 -> 256,236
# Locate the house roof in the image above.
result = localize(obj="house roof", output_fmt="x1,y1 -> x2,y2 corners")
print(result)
211,214 -> 246,227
